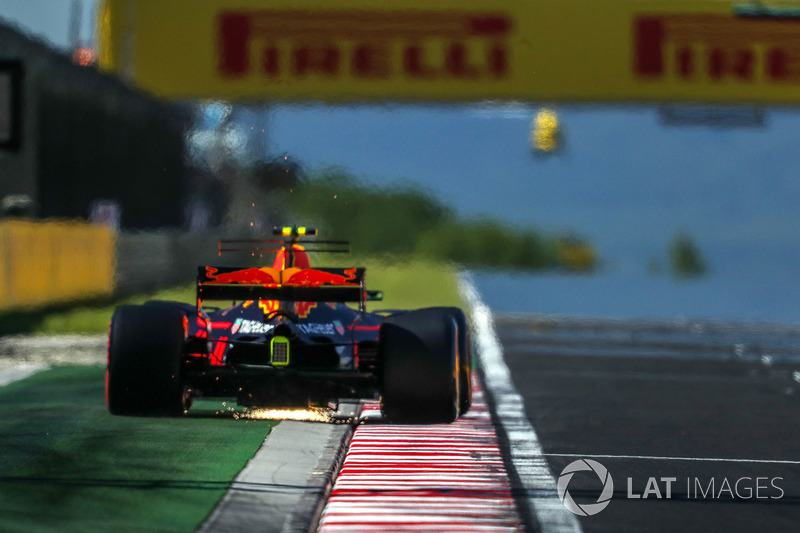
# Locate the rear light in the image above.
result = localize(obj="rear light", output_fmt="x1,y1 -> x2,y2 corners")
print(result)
270,337 -> 290,366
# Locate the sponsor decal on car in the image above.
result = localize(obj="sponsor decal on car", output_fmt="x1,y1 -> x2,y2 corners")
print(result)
295,301 -> 318,319
298,323 -> 337,336
333,320 -> 346,336
233,318 -> 275,335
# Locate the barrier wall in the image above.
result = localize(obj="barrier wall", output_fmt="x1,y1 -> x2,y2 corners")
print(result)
0,220 -> 116,311
114,231 -> 223,296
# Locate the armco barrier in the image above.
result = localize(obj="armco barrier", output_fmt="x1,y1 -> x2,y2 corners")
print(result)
114,231 -> 222,296
0,220 -> 115,311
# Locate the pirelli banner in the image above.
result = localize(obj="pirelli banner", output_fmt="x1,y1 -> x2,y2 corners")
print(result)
98,0 -> 800,104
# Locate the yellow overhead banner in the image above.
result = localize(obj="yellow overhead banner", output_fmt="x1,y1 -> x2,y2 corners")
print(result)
98,0 -> 800,104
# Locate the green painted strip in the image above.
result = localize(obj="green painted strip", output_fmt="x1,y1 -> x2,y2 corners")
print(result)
0,366 -> 275,533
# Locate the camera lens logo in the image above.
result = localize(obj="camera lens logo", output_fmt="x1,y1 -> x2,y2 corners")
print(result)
557,459 -> 614,516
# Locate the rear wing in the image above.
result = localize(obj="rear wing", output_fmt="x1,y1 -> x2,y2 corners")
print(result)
217,226 -> 350,258
197,266 -> 373,308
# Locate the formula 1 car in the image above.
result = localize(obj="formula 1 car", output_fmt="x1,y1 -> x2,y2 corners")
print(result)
106,226 -> 471,423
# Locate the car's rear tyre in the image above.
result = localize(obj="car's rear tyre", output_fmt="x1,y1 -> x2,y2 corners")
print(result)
144,300 -> 197,314
380,308 -> 459,423
429,307 -> 472,416
107,305 -> 187,416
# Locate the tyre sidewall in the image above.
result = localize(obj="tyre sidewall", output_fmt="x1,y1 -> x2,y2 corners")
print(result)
107,305 -> 186,416
380,308 -> 459,423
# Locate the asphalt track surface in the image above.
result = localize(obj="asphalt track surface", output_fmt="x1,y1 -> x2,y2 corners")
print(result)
494,315 -> 800,532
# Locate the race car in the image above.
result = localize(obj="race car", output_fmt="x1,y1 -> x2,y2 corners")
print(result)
106,226 -> 472,423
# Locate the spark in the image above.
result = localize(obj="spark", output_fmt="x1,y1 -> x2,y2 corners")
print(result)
235,407 -> 334,423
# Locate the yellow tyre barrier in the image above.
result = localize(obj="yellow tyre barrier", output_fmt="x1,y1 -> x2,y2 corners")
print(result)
0,220 -> 115,311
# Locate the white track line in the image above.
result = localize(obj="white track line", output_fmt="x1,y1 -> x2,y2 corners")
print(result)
459,273 -> 582,533
0,363 -> 50,387
545,453 -> 800,465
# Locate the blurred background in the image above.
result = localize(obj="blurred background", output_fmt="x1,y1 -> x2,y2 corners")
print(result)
2,0 -> 800,323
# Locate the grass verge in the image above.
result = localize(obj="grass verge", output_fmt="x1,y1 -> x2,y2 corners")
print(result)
0,286 -> 196,336
0,366 -> 275,533
357,256 -> 463,311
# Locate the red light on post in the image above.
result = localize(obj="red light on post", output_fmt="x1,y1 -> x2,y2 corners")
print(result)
72,47 -> 96,67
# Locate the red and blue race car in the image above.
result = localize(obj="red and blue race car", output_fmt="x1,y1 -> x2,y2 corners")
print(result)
106,226 -> 471,423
